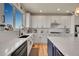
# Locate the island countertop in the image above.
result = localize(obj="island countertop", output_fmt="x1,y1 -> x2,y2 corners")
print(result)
0,33 -> 33,56
47,35 -> 79,56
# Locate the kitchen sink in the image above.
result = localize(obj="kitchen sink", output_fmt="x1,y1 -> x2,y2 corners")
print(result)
19,35 -> 29,38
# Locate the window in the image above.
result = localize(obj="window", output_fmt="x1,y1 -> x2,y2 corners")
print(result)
15,9 -> 23,29
4,3 -> 13,27
4,3 -> 23,29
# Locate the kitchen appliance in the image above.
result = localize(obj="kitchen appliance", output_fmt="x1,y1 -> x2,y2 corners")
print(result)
75,25 -> 79,37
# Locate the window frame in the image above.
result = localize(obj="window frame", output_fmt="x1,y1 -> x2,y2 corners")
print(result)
15,7 -> 23,29
4,3 -> 23,30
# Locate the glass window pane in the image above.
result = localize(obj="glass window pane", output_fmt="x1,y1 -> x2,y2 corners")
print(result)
4,3 -> 13,26
15,9 -> 23,29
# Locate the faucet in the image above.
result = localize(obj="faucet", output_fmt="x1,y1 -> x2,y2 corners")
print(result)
19,28 -> 21,37
19,27 -> 23,37
19,25 -> 25,36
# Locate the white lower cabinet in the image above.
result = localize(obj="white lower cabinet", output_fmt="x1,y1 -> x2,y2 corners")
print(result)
27,38 -> 33,56
33,34 -> 39,43
33,33 -> 47,44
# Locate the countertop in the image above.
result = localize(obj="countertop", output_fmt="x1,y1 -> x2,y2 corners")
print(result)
0,33 -> 33,56
47,35 -> 79,56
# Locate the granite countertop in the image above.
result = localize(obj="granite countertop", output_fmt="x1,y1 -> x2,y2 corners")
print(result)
47,35 -> 79,56
0,33 -> 33,56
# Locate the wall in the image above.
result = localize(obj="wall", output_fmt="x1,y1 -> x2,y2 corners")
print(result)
22,14 -> 26,27
25,13 -> 31,28
0,3 -> 4,23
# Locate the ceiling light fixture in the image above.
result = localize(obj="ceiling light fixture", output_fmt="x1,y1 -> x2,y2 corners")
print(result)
75,7 -> 79,16
66,10 -> 70,13
40,10 -> 42,12
57,8 -> 60,11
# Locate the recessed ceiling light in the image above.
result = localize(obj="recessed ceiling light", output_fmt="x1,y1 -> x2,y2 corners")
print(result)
75,8 -> 79,13
57,8 -> 60,11
40,10 -> 42,12
66,10 -> 70,13
75,7 -> 79,16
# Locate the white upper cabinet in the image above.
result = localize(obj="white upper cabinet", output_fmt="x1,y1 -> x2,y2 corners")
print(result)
32,15 -> 51,28
51,16 -> 71,28
31,15 -> 71,28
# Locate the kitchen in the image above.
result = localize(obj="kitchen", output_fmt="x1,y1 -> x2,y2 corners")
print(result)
0,3 -> 79,56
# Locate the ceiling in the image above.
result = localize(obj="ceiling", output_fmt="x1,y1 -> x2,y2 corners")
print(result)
22,3 -> 79,14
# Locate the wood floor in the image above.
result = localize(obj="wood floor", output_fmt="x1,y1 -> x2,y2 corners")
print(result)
30,44 -> 48,56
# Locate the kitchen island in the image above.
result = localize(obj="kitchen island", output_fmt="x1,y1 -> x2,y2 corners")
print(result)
47,34 -> 79,56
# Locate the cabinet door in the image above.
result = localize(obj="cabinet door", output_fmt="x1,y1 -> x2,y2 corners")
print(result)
33,34 -> 40,44
48,39 -> 64,56
38,34 -> 47,44
56,48 -> 64,56
48,39 -> 53,56
53,45 -> 64,56
27,38 -> 33,56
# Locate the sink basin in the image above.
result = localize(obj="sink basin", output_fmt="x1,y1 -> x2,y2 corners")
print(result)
19,35 -> 29,38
